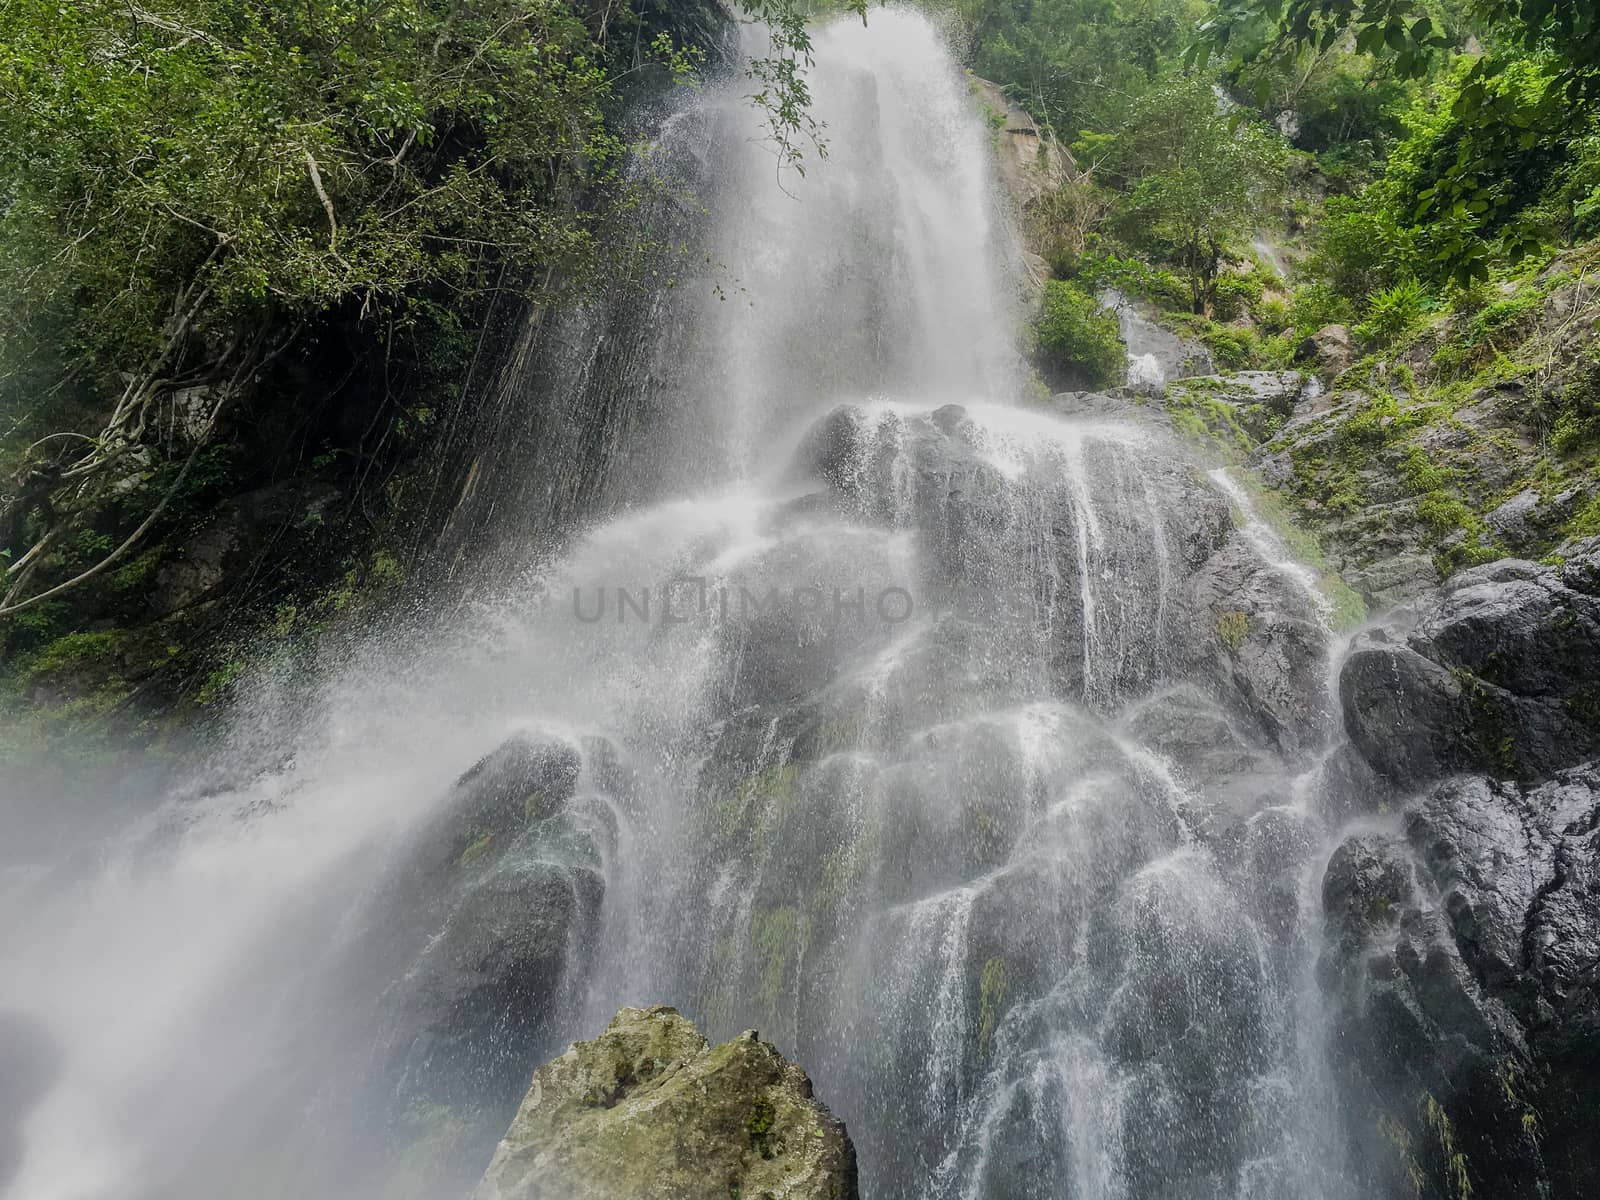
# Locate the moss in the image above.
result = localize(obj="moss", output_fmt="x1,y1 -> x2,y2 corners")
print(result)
1422,1092 -> 1475,1200
746,1095 -> 777,1158
1229,467 -> 1369,629
1216,610 -> 1251,652
977,956 -> 1010,1059
1567,492 -> 1600,540
1162,381 -> 1254,460
708,759 -> 802,847
194,656 -> 245,707
1399,445 -> 1455,494
1453,667 -> 1519,778
111,547 -> 163,591
457,829 -> 494,867
25,628 -> 126,676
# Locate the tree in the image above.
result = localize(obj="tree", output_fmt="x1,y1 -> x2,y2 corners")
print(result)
1034,279 -> 1126,389
1200,0 -> 1600,282
1102,78 -> 1285,313
949,0 -> 1208,137
0,0 -> 850,620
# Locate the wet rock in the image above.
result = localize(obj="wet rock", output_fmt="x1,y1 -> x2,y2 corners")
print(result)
1186,536 -> 1333,757
150,478 -> 340,615
1341,540 -> 1600,789
472,1006 -> 858,1200
1319,764 -> 1600,1200
1344,551 -> 1439,610
789,400 -> 1239,708
1294,324 -> 1353,376
1103,289 -> 1213,392
373,732 -> 615,1115
1176,371 -> 1307,439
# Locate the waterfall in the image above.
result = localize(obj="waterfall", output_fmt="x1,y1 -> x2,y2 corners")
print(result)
1099,288 -> 1211,395
1,12 -> 1359,1200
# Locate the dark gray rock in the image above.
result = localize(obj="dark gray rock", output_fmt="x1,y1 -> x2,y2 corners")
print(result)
1319,764 -> 1600,1200
372,732 -> 616,1116
150,478 -> 340,615
1185,536 -> 1334,758
1340,540 -> 1600,789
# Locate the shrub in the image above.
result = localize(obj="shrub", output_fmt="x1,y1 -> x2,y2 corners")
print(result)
1196,321 -> 1258,370
1035,281 -> 1125,389
1077,250 -> 1191,311
1214,272 -> 1265,321
1356,278 -> 1433,343
1289,283 -> 1356,338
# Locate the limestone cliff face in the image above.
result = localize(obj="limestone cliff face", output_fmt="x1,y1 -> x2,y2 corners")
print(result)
472,1007 -> 859,1200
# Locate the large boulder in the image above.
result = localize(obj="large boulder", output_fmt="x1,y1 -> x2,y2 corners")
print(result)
1340,542 -> 1600,790
472,1006 -> 859,1200
371,731 -> 617,1115
1294,324 -> 1353,376
1318,764 -> 1600,1200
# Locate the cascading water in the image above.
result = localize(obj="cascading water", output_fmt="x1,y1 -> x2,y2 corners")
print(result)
3,11 -> 1363,1200
1098,289 -> 1211,395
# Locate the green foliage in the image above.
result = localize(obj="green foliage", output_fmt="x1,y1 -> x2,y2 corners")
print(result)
1103,77 -> 1286,313
946,0 -> 1208,138
744,0 -> 868,176
976,957 -> 1010,1058
1034,280 -> 1125,389
1077,250 -> 1191,311
1213,271 -> 1265,321
1289,283 -> 1357,336
1356,278 -> 1435,343
1170,314 -> 1292,371
1221,3 -> 1600,290
0,0 -> 634,394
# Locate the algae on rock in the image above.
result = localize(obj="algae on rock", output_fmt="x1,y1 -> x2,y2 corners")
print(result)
471,1006 -> 859,1200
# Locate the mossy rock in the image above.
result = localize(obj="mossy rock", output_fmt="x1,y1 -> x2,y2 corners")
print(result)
472,1006 -> 858,1200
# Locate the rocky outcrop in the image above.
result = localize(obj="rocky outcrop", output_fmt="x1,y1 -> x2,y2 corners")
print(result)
370,731 -> 619,1116
1322,531 -> 1600,1199
149,477 -> 341,615
1294,323 -> 1353,376
1168,370 -> 1308,441
472,1006 -> 858,1200
1319,765 -> 1600,1199
970,77 -> 1072,284
1340,541 -> 1600,790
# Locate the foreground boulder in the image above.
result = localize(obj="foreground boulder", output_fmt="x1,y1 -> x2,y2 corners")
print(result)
472,1006 -> 858,1200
